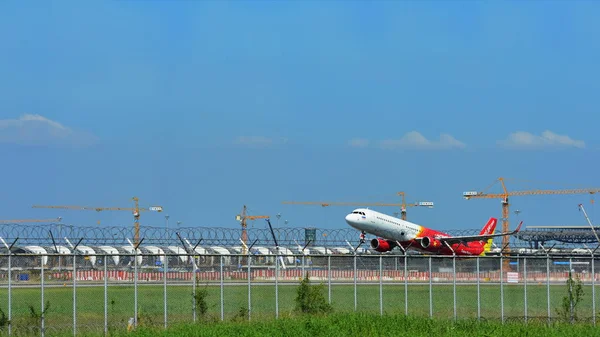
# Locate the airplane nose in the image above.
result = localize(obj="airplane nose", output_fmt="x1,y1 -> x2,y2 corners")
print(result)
345,214 -> 353,223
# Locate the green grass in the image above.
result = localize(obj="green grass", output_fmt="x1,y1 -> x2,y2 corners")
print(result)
120,313 -> 600,337
8,312 -> 600,337
0,281 -> 598,335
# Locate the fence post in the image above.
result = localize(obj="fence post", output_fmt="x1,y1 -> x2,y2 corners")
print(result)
500,255 -> 504,323
429,256 -> 432,318
592,255 -> 596,326
476,256 -> 480,321
104,254 -> 108,336
353,254 -> 357,311
452,255 -> 456,321
192,253 -> 196,323
524,257 -> 528,323
73,250 -> 77,336
41,254 -> 45,337
547,255 -> 551,325
275,250 -> 279,319
328,255 -> 331,304
164,252 -> 168,329
134,249 -> 138,328
569,259 -> 574,324
1,238 -> 17,336
248,255 -> 252,321
404,254 -> 408,316
379,255 -> 383,316
220,255 -> 224,321
8,251 -> 12,336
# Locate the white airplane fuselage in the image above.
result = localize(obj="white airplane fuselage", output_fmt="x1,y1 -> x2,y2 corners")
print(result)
345,208 -> 432,242
345,208 -> 495,255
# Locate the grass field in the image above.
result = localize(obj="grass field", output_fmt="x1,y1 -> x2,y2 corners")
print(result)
112,313 -> 599,337
4,311 -> 600,337
0,281 -> 598,335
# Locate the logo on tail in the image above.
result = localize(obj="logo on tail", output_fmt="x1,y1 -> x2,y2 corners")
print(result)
480,217 -> 497,255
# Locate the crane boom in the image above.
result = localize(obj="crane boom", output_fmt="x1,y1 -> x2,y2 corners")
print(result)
464,189 -> 600,198
0,218 -> 62,224
282,201 -> 403,207
32,205 -> 160,212
282,191 -> 434,220
464,177 -> 600,265
32,197 -> 163,245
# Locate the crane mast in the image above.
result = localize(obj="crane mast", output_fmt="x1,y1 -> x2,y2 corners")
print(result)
236,205 -> 269,254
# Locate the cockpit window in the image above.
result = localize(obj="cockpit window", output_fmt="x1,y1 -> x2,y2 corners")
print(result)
352,211 -> 366,216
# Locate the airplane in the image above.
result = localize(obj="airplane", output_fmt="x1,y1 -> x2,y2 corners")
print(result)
344,208 -> 523,256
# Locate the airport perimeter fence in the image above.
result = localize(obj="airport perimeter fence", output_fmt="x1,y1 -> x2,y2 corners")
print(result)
0,252 -> 600,336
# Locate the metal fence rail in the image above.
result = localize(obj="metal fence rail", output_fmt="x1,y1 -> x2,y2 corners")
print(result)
0,252 -> 597,336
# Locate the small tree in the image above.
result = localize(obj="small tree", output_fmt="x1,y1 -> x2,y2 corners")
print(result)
193,282 -> 209,318
294,272 -> 333,315
27,300 -> 50,332
556,271 -> 584,323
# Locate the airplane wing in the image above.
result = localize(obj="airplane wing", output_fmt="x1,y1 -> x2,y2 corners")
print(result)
421,221 -> 523,246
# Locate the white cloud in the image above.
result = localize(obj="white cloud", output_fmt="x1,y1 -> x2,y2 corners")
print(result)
379,131 -> 467,150
498,130 -> 585,149
348,138 -> 369,148
0,114 -> 98,147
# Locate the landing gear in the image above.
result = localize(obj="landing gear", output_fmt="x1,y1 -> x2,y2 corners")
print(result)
346,232 -> 367,254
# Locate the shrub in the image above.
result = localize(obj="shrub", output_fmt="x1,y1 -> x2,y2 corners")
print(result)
193,285 -> 209,318
294,272 -> 333,315
555,271 -> 584,323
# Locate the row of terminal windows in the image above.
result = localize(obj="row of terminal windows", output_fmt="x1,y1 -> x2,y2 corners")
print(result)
377,216 -> 406,236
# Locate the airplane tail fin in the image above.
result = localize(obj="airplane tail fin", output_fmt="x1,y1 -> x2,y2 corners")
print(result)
479,217 -> 497,236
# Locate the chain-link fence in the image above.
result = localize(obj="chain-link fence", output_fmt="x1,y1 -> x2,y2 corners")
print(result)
0,252 -> 598,336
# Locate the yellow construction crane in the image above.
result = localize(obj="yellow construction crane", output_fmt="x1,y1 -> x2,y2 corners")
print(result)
396,192 -> 434,220
282,191 -> 434,220
32,197 -> 163,245
0,218 -> 62,224
236,205 -> 269,254
463,177 -> 600,255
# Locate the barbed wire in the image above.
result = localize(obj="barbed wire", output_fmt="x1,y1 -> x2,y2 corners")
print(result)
0,222 -> 597,249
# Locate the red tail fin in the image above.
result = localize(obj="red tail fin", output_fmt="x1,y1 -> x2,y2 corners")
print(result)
479,217 -> 497,235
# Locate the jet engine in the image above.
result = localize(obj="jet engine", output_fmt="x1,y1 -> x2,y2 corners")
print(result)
370,238 -> 396,252
420,236 -> 442,249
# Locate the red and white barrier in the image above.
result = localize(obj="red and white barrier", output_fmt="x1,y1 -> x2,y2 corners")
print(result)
41,269 -> 599,283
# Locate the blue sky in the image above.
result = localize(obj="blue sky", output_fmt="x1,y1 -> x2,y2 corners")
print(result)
1,0 -> 600,234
